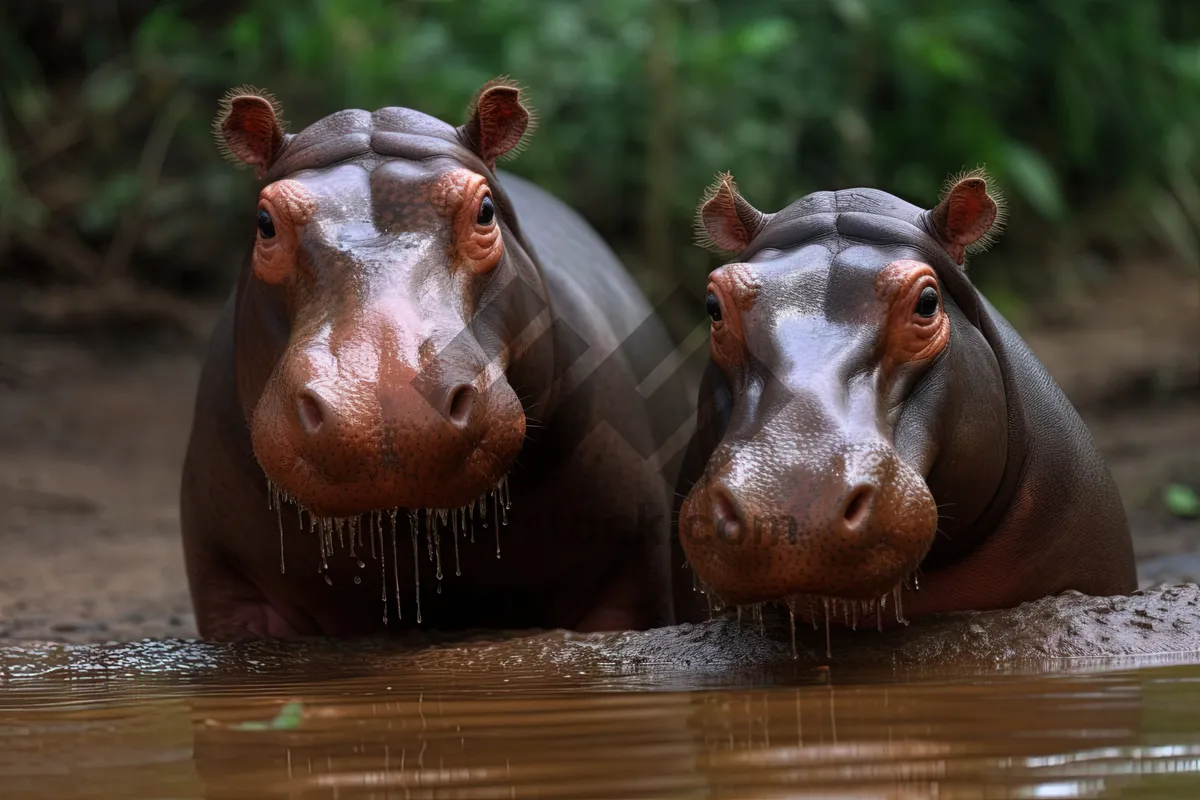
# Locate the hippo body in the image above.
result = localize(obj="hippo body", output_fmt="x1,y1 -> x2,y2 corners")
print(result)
180,81 -> 690,638
675,171 -> 1137,627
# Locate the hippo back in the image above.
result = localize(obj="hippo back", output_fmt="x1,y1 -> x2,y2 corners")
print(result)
496,170 -> 655,348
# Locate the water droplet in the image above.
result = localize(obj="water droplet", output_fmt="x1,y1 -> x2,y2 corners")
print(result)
434,521 -> 443,581
452,509 -> 461,577
786,599 -> 797,659
823,598 -> 831,660
390,510 -> 401,621
410,511 -> 422,625
491,482 -> 502,557
277,492 -> 286,575
380,522 -> 388,625
371,512 -> 379,561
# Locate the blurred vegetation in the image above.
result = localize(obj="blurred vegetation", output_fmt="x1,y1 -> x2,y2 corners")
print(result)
1,0 -> 1198,327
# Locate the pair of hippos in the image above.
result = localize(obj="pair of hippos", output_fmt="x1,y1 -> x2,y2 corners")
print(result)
180,77 -> 1137,640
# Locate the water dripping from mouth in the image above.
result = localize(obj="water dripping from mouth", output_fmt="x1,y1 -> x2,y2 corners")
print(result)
273,485 -> 285,575
424,511 -> 434,563
264,473 -> 511,627
493,488 -> 502,559
452,509 -> 461,577
500,476 -> 510,526
822,598 -> 831,660
409,511 -> 422,624
786,598 -> 798,658
389,510 -> 401,621
370,511 -> 378,561
434,509 -> 447,593
315,519 -> 327,575
893,584 -> 908,626
379,521 -> 388,625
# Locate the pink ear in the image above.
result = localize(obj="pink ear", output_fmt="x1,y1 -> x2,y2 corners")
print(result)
459,77 -> 536,169
213,87 -> 288,180
695,172 -> 770,254
929,169 -> 1006,265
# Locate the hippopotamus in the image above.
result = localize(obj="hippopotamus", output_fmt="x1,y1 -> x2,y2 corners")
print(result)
179,78 -> 691,639
675,170 -> 1138,633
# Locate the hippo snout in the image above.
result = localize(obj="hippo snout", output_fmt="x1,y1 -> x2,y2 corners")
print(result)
679,441 -> 938,606
251,350 -> 525,518
705,476 -> 881,546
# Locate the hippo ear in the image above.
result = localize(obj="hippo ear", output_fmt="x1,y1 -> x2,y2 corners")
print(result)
459,76 -> 538,170
694,172 -> 772,254
928,167 -> 1008,266
213,86 -> 289,180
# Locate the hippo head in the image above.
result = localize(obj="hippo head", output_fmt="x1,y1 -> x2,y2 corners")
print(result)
678,170 -> 1008,619
214,79 -> 542,520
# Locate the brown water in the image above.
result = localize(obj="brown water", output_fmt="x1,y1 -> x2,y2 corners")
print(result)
3,630 -> 1200,799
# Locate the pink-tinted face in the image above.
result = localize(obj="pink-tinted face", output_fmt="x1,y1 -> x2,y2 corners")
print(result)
678,171 -> 1003,613
214,79 -> 539,520
245,162 -> 526,518
680,257 -> 947,606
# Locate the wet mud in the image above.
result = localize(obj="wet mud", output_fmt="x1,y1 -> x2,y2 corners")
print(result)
4,584 -> 1200,691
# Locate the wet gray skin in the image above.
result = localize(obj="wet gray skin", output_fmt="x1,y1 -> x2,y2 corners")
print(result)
673,170 -> 1137,628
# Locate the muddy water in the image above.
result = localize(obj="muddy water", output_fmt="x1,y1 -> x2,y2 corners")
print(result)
4,591 -> 1200,799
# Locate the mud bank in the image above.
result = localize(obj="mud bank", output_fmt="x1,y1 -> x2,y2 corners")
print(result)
3,585 -> 1200,691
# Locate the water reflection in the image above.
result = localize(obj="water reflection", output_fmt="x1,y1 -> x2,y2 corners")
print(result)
3,636 -> 1200,798
183,670 -> 1200,798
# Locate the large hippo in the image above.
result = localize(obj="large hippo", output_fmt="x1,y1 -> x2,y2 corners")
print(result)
180,78 -> 691,638
675,170 -> 1138,633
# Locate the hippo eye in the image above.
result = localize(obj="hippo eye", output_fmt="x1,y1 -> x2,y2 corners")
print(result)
915,286 -> 939,318
476,195 -> 495,226
256,209 -> 276,239
705,292 -> 722,323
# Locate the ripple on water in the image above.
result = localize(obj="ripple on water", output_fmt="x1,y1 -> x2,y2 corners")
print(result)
4,590 -> 1200,798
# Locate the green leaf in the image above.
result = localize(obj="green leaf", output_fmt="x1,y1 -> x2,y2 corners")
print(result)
1164,484 -> 1200,520
232,701 -> 303,731
270,701 -> 304,729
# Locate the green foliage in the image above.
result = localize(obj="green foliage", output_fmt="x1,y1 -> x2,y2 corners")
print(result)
1,0 -> 1197,298
1164,483 -> 1200,519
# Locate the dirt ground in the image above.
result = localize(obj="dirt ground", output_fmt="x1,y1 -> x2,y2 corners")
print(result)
0,263 -> 1197,644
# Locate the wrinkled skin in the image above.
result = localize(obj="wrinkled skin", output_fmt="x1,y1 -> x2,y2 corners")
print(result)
180,79 -> 692,639
674,171 -> 1137,627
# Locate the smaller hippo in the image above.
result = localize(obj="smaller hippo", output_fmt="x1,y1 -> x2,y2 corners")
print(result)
675,170 -> 1137,633
180,78 -> 691,639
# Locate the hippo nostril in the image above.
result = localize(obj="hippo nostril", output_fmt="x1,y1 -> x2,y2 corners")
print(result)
295,390 -> 326,436
841,484 -> 875,532
447,384 -> 477,428
708,482 -> 744,542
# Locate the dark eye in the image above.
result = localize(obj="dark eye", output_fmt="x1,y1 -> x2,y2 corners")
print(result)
706,292 -> 722,323
915,286 -> 939,318
257,209 -> 276,239
476,195 -> 495,226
